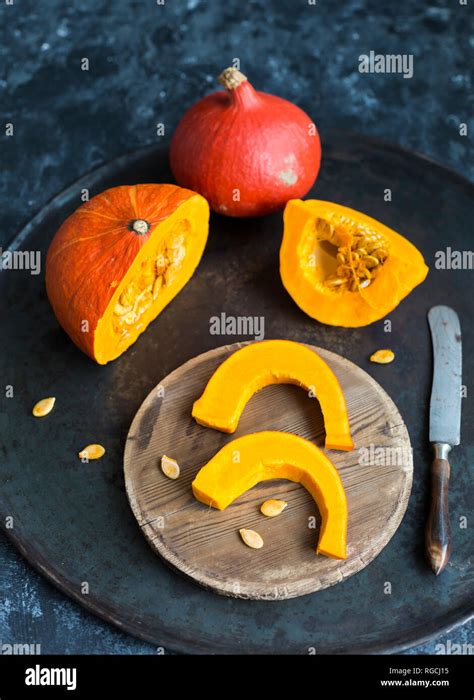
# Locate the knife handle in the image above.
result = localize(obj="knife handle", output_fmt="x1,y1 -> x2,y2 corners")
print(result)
425,443 -> 452,575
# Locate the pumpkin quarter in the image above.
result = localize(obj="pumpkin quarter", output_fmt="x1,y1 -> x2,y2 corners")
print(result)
46,184 -> 209,364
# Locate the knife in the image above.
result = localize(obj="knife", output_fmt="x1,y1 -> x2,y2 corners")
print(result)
426,305 -> 462,575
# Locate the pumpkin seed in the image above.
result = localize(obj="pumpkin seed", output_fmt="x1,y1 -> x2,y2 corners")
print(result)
78,444 -> 105,460
161,454 -> 180,479
260,499 -> 288,517
365,240 -> 382,254
152,276 -> 163,300
359,279 -> 371,288
325,276 -> 345,287
32,397 -> 56,417
114,301 -> 132,316
336,252 -> 346,265
370,349 -> 395,364
122,310 -> 137,325
168,233 -> 185,249
239,528 -> 264,549
119,289 -> 134,307
364,255 -> 380,269
171,245 -> 186,265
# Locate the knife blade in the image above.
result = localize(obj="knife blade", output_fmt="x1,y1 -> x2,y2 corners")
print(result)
428,306 -> 462,445
426,305 -> 462,575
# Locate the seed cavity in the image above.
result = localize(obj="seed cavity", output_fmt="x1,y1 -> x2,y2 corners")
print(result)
315,217 -> 390,293
78,444 -> 105,460
239,528 -> 264,549
370,349 -> 395,364
260,499 -> 288,517
32,397 -> 56,417
161,455 -> 180,480
112,224 -> 190,338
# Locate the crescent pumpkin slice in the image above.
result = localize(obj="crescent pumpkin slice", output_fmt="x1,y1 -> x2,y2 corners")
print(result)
46,184 -> 209,364
192,340 -> 354,451
280,199 -> 428,327
192,431 -> 348,559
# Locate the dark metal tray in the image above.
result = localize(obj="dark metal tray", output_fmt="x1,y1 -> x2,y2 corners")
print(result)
0,131 -> 472,654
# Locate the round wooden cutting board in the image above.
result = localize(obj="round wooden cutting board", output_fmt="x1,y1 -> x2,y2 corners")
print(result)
124,342 -> 413,600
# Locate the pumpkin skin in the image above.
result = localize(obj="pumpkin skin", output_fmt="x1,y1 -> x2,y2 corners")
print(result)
192,339 -> 354,451
46,184 -> 209,364
280,199 -> 429,327
192,431 -> 348,559
170,68 -> 321,217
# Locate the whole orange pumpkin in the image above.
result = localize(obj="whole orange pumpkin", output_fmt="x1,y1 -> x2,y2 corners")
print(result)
46,184 -> 209,364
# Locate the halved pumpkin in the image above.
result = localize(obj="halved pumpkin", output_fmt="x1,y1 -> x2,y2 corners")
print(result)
280,199 -> 428,327
192,339 -> 354,451
46,184 -> 209,364
192,431 -> 348,559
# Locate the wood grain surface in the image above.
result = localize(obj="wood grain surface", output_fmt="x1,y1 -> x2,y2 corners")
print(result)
124,342 -> 413,600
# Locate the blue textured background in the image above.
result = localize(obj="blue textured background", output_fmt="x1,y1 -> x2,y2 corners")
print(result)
0,0 -> 472,653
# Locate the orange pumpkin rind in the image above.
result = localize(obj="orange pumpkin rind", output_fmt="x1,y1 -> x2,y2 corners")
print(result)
46,184 -> 209,364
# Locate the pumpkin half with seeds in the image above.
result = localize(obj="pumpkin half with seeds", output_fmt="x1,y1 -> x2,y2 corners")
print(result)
280,199 -> 428,327
46,184 -> 209,364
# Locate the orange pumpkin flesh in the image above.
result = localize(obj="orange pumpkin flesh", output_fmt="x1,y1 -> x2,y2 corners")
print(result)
192,431 -> 348,559
280,199 -> 429,327
46,184 -> 209,364
192,339 -> 354,451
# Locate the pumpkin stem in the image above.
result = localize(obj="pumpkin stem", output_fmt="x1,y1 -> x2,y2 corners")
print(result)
129,219 -> 150,235
218,67 -> 248,91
